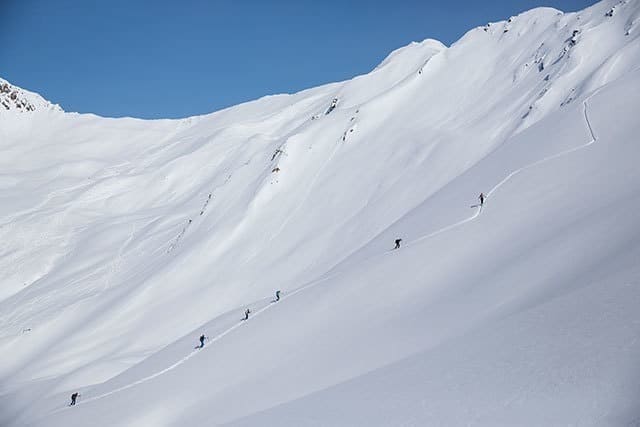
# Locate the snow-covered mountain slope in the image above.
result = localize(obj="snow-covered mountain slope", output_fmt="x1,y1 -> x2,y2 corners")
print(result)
1,0 -> 640,425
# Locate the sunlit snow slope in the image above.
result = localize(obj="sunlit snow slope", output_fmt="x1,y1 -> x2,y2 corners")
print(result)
1,0 -> 640,425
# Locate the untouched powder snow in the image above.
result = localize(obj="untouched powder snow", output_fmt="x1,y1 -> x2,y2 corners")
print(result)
1,0 -> 640,425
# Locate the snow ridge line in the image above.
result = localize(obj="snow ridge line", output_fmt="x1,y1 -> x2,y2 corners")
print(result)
52,90 -> 602,414
411,89 -> 600,247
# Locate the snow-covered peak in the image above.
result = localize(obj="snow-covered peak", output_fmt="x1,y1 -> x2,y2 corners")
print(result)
0,78 -> 63,113
374,39 -> 446,71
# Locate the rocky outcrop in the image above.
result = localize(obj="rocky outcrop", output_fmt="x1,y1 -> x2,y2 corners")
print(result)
0,78 -> 63,113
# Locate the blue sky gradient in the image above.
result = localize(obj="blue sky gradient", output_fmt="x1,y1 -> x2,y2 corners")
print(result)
2,0 -> 595,118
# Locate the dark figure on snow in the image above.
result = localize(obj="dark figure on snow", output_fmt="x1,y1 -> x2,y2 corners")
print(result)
244,309 -> 251,321
326,98 -> 338,115
275,290 -> 281,302
199,334 -> 206,349
394,239 -> 402,249
70,392 -> 79,406
479,192 -> 486,206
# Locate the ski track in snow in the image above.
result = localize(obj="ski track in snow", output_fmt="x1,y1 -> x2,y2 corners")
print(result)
55,275 -> 331,412
410,88 -> 600,247
53,89 -> 601,414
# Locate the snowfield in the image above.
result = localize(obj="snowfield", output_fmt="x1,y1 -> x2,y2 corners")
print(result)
1,0 -> 640,425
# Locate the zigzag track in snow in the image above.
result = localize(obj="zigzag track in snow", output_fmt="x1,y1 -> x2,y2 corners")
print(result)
486,93 -> 599,200
54,89 -> 601,414
410,89 -> 600,247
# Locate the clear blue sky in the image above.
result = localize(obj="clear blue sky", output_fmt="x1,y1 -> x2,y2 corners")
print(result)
2,0 -> 594,119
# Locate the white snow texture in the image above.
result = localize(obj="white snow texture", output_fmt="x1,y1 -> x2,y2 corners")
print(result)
1,1 -> 640,425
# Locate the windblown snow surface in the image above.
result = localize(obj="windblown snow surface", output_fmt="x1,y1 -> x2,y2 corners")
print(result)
2,1 -> 640,425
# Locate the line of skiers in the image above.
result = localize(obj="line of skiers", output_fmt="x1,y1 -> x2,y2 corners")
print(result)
68,190 -> 486,408
68,289 -> 283,408
197,290 -> 281,349
393,193 -> 485,250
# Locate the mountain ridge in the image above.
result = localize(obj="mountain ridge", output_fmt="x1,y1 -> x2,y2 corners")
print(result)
1,0 -> 640,425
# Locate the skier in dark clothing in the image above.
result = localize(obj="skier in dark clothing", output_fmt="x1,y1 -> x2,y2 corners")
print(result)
326,98 -> 338,115
479,192 -> 486,206
243,309 -> 251,321
199,334 -> 206,349
394,239 -> 402,249
275,290 -> 281,302
70,392 -> 79,406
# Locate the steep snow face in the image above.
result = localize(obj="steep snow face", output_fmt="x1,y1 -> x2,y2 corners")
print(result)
0,78 -> 63,113
1,0 -> 640,426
